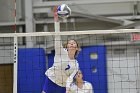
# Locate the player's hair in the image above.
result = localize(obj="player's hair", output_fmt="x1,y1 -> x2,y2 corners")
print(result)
72,69 -> 82,84
64,39 -> 81,58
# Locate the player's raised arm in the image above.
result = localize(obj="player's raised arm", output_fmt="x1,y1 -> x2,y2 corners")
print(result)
54,6 -> 65,55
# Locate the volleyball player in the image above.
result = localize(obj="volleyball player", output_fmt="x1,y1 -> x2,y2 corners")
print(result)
42,22 -> 81,93
70,70 -> 93,93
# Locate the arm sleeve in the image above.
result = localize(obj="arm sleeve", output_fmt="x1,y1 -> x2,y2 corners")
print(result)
66,62 -> 79,88
55,34 -> 64,55
54,22 -> 66,56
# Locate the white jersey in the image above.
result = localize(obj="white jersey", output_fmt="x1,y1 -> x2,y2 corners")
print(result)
70,81 -> 93,93
45,23 -> 79,88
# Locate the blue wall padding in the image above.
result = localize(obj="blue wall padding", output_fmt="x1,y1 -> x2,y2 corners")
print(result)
77,45 -> 108,93
48,50 -> 55,68
18,48 -> 46,93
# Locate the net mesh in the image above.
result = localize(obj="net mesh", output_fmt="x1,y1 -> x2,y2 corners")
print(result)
0,30 -> 140,93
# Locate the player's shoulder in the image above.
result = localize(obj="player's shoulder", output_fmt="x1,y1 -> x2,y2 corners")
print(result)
64,48 -> 69,54
70,83 -> 77,89
84,81 -> 90,84
64,48 -> 67,51
71,82 -> 76,86
84,81 -> 92,86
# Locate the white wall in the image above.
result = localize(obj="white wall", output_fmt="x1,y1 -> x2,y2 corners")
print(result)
0,0 -> 22,22
0,0 -> 14,22
0,46 -> 14,64
107,46 -> 140,93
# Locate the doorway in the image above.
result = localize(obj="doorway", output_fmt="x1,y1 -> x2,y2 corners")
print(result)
0,64 -> 13,93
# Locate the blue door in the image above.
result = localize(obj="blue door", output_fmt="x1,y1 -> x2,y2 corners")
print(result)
77,45 -> 108,93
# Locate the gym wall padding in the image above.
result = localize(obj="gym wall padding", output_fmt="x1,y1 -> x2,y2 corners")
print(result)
18,48 -> 46,93
77,45 -> 108,93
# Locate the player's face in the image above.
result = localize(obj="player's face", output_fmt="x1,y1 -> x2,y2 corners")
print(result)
75,70 -> 83,80
67,40 -> 78,51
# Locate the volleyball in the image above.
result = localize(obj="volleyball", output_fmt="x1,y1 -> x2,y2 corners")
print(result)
57,4 -> 71,19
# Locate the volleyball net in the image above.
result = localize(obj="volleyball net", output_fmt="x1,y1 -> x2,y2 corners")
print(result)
0,29 -> 140,93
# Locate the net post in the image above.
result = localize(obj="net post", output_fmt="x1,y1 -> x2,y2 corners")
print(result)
13,36 -> 18,93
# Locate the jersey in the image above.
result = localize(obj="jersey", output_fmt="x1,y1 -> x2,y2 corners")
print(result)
70,81 -> 93,93
45,23 -> 79,88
